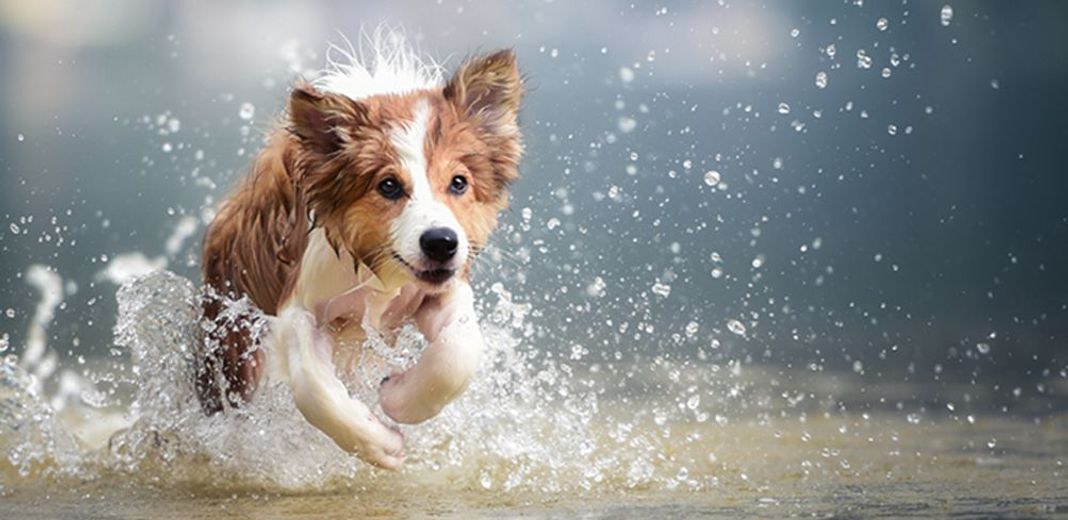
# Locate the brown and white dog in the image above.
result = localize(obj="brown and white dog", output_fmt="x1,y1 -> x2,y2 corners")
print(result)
196,34 -> 523,469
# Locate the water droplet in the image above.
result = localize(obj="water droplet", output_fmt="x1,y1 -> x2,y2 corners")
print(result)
617,117 -> 637,133
17,133 -> 25,142
676,466 -> 690,481
586,276 -> 606,298
239,102 -> 255,120
651,282 -> 672,298
976,342 -> 991,355
876,17 -> 889,31
777,102 -> 790,114
826,43 -> 837,58
751,254 -> 765,268
815,71 -> 829,89
685,321 -> 699,337
703,170 -> 721,186
887,124 -> 898,136
990,78 -> 1000,90
9,223 -> 20,234
940,5 -> 954,27
710,267 -> 724,279
619,67 -> 635,83
856,49 -> 872,69
686,394 -> 700,410
727,319 -> 746,336
790,27 -> 800,38
161,142 -> 173,153
881,67 -> 892,78
480,471 -> 493,489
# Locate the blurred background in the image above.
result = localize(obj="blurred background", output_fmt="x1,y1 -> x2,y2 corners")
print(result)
1,1 -> 1066,412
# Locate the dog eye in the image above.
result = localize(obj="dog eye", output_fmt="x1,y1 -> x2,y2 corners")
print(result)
449,174 -> 468,195
377,177 -> 404,200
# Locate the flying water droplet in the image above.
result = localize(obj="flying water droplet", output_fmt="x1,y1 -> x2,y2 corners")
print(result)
651,282 -> 672,298
940,5 -> 954,27
856,49 -> 872,69
815,71 -> 829,89
876,18 -> 889,31
727,319 -> 746,336
239,102 -> 256,120
777,102 -> 791,114
703,170 -> 721,186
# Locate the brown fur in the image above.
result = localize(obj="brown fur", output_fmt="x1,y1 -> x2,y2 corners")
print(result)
196,49 -> 523,414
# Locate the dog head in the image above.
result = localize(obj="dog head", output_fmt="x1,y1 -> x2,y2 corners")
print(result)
288,49 -> 523,292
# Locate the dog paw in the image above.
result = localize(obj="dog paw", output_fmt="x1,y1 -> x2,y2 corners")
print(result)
356,416 -> 405,470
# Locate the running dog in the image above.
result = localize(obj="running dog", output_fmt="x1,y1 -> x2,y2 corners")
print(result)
196,33 -> 523,469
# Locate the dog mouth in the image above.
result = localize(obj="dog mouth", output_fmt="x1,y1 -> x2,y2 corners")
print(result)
392,253 -> 455,285
416,267 -> 455,284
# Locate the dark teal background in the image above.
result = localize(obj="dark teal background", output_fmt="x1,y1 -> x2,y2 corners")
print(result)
0,1 -> 1065,404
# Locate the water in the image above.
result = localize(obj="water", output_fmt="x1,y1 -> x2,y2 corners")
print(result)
0,271 -> 1065,516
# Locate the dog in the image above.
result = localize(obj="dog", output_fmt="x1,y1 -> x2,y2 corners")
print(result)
195,33 -> 523,469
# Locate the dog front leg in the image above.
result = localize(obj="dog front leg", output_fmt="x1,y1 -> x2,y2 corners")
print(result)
379,282 -> 483,424
273,305 -> 405,469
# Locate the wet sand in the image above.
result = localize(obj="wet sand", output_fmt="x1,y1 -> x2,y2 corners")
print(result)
3,413 -> 1065,518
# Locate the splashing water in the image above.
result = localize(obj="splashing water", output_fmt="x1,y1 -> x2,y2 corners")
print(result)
1,270 -> 746,495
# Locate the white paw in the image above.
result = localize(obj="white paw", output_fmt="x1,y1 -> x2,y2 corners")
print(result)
353,415 -> 406,470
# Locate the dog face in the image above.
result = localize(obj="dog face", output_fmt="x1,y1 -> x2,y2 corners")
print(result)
288,50 -> 523,291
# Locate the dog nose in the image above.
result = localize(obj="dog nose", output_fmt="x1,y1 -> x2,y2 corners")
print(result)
419,227 -> 458,262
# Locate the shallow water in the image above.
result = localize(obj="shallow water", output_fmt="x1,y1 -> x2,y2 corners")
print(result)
2,414 -> 1065,518
1,272 -> 1065,518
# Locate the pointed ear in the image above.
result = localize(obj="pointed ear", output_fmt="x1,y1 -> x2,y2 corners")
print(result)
288,83 -> 367,155
443,49 -> 523,136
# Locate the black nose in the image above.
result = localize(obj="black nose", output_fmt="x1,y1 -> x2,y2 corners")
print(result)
419,227 -> 458,262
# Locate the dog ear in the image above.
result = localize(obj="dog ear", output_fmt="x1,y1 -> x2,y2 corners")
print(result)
443,49 -> 523,138
288,82 -> 368,155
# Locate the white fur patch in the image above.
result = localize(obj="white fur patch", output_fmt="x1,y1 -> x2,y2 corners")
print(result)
389,100 -> 468,270
315,27 -> 444,101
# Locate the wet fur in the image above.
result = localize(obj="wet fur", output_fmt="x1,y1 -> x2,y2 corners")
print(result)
196,49 -> 523,423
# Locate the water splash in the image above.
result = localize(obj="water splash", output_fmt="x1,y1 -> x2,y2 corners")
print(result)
1,270 -> 739,494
